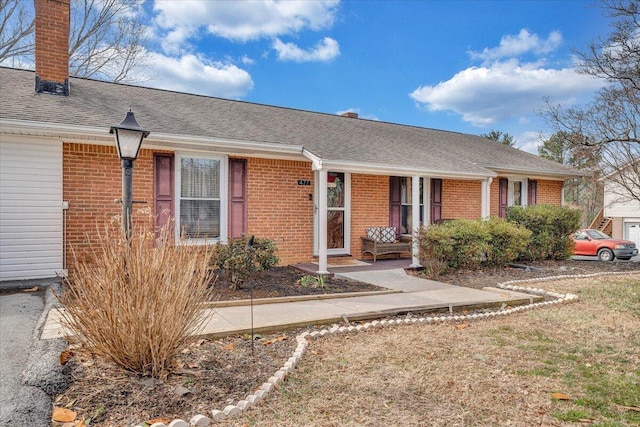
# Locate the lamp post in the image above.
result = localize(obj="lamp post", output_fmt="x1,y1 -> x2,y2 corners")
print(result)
110,110 -> 149,242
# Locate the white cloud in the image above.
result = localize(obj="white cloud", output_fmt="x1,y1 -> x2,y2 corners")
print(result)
410,59 -> 603,126
468,29 -> 563,63
139,52 -> 254,99
515,130 -> 545,154
241,55 -> 255,65
152,0 -> 339,51
273,37 -> 340,62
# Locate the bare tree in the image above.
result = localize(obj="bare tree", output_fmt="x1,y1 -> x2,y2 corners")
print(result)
0,0 -> 34,64
538,132 -> 603,225
541,0 -> 639,204
0,0 -> 149,83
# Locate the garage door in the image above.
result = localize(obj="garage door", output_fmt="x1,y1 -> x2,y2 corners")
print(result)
625,222 -> 640,248
0,136 -> 63,281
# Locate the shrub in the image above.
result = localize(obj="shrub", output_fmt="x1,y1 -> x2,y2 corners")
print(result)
212,236 -> 279,289
59,215 -> 214,379
418,218 -> 531,275
506,205 -> 581,260
484,217 -> 532,266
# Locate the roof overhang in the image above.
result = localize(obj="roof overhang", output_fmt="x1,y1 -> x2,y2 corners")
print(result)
488,167 -> 585,180
0,118 -> 307,161
303,149 -> 495,180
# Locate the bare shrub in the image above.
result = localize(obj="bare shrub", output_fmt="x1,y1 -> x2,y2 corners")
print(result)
59,214 -> 214,378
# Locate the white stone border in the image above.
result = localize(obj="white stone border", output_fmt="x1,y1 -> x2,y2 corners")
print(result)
144,270 -> 639,427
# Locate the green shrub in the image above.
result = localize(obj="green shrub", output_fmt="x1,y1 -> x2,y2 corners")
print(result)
506,205 -> 581,260
418,218 -> 530,275
485,217 -> 532,265
59,215 -> 214,379
212,236 -> 279,289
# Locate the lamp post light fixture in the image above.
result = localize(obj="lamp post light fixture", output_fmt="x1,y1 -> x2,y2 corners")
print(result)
110,110 -> 150,242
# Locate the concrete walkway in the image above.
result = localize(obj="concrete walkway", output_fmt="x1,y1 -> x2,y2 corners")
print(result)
43,268 -> 540,340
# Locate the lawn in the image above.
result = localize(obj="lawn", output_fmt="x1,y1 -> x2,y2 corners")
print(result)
218,274 -> 640,427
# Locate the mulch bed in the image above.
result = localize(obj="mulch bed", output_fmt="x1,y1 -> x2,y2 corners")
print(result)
209,265 -> 384,301
430,259 -> 640,289
53,259 -> 640,426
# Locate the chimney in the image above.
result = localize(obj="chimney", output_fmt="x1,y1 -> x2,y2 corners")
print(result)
340,112 -> 358,119
34,0 -> 70,96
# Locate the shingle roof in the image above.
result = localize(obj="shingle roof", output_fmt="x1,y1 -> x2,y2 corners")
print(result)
0,67 -> 581,179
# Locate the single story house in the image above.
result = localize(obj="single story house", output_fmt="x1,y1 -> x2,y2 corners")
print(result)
0,0 -> 582,281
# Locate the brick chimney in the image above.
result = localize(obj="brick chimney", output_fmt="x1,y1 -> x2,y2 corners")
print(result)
34,0 -> 70,95
340,112 -> 358,119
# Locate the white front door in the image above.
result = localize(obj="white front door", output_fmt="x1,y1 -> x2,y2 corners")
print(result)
314,171 -> 350,255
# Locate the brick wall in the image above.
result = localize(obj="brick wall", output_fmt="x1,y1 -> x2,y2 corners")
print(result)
536,179 -> 563,205
245,158 -> 315,265
63,143 -> 155,265
442,179 -> 482,219
350,174 -> 389,256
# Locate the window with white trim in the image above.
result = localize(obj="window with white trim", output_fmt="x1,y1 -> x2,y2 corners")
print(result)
176,154 -> 227,242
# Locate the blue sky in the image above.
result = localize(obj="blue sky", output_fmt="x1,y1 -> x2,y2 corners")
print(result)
79,1 -> 619,153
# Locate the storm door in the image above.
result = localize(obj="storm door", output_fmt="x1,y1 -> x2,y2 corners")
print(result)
314,171 -> 351,255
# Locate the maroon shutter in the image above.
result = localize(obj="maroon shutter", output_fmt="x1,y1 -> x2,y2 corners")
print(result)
154,153 -> 174,235
389,176 -> 402,237
499,178 -> 508,218
430,178 -> 442,223
229,159 -> 247,238
527,180 -> 537,206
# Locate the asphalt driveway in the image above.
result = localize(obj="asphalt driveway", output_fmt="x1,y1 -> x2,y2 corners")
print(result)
0,281 -> 68,427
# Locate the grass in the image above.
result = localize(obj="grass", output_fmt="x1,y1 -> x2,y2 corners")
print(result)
218,274 -> 640,426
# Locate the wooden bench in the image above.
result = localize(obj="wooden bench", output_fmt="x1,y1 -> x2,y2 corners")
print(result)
361,226 -> 412,263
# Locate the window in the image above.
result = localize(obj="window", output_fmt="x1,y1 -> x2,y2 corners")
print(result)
176,154 -> 227,242
509,181 -> 522,206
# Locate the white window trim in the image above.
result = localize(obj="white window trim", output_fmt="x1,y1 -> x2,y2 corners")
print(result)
175,152 -> 228,245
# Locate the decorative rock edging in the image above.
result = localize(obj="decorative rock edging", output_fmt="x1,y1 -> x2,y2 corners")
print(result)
143,270 -> 639,427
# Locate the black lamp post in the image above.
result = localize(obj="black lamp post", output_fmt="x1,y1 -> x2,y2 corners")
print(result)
110,110 -> 149,242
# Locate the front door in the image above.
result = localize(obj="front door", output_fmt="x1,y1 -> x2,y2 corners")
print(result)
314,171 -> 351,255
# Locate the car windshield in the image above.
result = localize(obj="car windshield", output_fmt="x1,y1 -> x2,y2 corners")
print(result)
586,229 -> 611,240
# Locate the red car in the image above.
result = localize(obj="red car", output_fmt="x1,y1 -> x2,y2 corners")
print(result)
572,229 -> 638,261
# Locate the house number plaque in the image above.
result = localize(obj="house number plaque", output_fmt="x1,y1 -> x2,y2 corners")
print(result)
297,180 -> 311,186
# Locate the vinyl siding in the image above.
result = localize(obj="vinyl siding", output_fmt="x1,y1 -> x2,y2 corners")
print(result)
0,136 -> 63,280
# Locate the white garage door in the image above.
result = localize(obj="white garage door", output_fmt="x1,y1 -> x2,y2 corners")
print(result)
625,222 -> 640,248
0,136 -> 63,281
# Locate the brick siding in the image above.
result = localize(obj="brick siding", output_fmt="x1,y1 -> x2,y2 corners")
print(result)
63,143 -> 156,266
245,158 -> 315,265
350,174 -> 389,256
442,179 -> 482,219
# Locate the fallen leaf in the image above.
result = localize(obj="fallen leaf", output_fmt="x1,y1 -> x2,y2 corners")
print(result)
52,407 -> 77,422
618,405 -> 640,412
60,350 -> 75,365
146,417 -> 171,424
263,336 -> 288,346
23,286 -> 39,292
187,362 -> 200,369
578,419 -> 593,423
74,418 -> 86,427
551,392 -> 572,400
455,324 -> 470,330
222,343 -> 235,350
